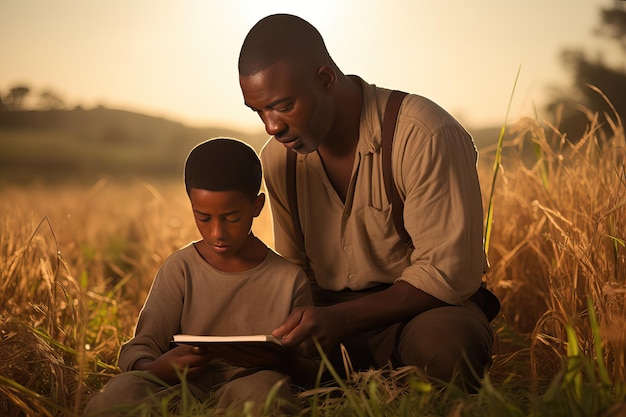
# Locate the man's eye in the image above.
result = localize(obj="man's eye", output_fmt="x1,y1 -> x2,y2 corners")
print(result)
277,103 -> 293,112
196,216 -> 210,223
225,216 -> 241,223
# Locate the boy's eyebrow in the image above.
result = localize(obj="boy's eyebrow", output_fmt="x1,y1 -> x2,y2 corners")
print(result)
193,208 -> 241,216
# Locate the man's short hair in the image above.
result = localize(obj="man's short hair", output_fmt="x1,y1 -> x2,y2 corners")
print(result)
238,13 -> 332,76
184,138 -> 261,199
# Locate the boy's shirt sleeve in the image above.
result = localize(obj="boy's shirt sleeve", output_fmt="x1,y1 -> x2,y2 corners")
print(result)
117,256 -> 185,372
291,267 -> 314,309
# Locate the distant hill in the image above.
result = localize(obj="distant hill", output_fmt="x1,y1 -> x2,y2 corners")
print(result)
0,107 -> 506,185
0,107 -> 268,184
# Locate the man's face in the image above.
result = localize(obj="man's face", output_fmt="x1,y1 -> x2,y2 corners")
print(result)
239,60 -> 333,154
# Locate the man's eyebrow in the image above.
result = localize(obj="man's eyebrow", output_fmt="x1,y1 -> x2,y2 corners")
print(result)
247,97 -> 291,111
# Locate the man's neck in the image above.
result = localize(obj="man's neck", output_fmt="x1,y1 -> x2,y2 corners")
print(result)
318,75 -> 363,157
315,75 -> 364,202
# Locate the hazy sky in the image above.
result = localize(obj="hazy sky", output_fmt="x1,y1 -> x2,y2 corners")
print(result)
0,0 -> 613,132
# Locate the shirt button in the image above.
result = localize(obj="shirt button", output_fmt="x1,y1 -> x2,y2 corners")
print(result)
348,273 -> 355,281
343,245 -> 351,253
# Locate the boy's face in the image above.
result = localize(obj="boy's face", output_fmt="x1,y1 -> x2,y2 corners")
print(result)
189,188 -> 264,261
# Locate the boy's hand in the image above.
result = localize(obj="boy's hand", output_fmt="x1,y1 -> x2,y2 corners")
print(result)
134,345 -> 211,383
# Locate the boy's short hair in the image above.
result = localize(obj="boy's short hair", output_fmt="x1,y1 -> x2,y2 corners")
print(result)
184,138 -> 262,199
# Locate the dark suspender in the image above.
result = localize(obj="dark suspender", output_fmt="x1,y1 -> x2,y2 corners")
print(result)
381,90 -> 411,246
285,149 -> 304,247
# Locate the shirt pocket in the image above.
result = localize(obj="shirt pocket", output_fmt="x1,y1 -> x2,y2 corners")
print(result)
364,204 -> 412,269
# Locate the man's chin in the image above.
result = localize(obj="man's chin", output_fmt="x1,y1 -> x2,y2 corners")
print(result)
292,146 -> 316,155
291,139 -> 320,154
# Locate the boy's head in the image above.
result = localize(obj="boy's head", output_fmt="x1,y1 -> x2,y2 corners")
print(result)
184,137 -> 262,199
184,138 -> 266,264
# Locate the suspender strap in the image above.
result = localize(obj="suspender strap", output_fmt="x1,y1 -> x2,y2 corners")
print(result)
382,90 -> 411,247
285,149 -> 304,246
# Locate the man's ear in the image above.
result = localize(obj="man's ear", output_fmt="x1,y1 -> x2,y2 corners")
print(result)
253,193 -> 266,217
316,65 -> 336,90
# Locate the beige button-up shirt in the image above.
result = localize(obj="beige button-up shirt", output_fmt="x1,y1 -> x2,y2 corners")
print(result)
261,77 -> 485,305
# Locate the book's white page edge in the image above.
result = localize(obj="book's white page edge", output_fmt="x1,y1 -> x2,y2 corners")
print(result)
173,334 -> 281,344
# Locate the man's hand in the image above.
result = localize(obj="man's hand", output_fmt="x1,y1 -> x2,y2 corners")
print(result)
272,306 -> 345,357
133,345 -> 211,383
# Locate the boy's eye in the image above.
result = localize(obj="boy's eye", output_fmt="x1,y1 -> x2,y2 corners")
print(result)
225,215 -> 240,223
197,216 -> 210,223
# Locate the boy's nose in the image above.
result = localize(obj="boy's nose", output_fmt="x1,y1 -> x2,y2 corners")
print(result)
210,221 -> 227,240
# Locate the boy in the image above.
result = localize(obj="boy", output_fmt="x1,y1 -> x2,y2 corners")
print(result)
84,138 -> 315,416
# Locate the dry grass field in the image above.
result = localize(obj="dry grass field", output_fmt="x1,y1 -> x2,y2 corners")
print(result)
1,104 -> 625,416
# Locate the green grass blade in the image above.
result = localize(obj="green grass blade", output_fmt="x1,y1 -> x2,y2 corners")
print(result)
484,65 -> 522,255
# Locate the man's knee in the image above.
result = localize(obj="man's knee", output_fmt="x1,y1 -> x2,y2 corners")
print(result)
396,303 -> 494,388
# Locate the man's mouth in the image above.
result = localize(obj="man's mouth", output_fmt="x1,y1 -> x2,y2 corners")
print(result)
277,136 -> 299,149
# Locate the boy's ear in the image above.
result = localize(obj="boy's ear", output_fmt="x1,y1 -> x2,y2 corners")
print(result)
253,193 -> 265,217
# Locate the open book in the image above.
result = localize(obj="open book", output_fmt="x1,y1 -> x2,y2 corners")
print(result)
171,334 -> 286,352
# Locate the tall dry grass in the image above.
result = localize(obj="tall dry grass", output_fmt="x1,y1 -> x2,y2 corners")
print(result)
482,93 -> 626,387
0,98 -> 624,415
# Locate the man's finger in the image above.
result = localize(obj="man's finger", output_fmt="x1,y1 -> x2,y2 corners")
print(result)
272,308 -> 305,339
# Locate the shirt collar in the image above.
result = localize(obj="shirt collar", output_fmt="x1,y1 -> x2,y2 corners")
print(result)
350,75 -> 384,155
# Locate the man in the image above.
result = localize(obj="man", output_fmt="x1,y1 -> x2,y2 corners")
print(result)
238,14 -> 498,390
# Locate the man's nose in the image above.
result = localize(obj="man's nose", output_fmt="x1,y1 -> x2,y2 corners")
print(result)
263,113 -> 286,137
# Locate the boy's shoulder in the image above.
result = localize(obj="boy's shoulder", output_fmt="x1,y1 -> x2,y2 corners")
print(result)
159,242 -> 200,267
263,249 -> 308,279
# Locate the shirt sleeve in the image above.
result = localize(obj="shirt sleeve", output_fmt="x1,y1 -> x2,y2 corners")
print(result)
393,113 -> 485,305
118,257 -> 185,371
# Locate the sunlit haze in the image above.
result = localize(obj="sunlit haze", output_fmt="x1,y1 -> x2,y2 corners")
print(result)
0,0 -> 612,132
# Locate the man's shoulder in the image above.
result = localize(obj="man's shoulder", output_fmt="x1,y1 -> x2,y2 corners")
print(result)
401,94 -> 464,133
366,82 -> 466,135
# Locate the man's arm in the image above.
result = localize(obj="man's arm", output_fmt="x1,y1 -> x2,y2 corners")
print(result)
273,280 -> 448,355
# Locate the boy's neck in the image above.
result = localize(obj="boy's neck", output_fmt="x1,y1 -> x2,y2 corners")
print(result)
195,235 -> 268,273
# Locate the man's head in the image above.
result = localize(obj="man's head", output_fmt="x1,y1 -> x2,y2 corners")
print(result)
238,14 -> 333,76
184,138 -> 264,259
238,14 -> 338,154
